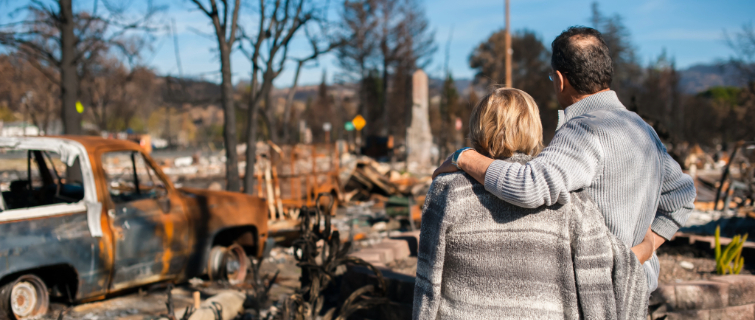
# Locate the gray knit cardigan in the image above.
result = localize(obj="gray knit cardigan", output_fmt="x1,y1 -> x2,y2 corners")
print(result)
413,155 -> 649,320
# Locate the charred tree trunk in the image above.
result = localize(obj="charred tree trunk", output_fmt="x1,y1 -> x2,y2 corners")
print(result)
59,0 -> 81,135
190,0 -> 241,191
244,64 -> 261,195
244,105 -> 259,195
282,61 -> 304,144
219,41 -> 240,192
264,89 -> 277,143
382,57 -> 389,136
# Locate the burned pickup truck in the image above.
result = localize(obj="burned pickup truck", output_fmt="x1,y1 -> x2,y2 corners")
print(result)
0,136 -> 268,319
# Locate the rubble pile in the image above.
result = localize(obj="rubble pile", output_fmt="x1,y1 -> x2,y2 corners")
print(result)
18,138 -> 755,320
340,156 -> 431,200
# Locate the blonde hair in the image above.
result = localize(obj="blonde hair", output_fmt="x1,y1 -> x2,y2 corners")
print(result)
469,87 -> 543,159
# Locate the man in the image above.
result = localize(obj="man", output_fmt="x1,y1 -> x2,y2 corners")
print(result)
434,26 -> 696,291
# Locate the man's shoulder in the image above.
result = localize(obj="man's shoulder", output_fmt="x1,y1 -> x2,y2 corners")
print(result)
567,107 -> 650,134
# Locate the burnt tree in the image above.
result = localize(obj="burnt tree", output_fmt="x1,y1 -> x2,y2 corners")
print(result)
238,0 -> 321,195
189,0 -> 242,192
0,0 -> 160,134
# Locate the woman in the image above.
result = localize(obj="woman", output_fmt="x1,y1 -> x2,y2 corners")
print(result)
413,88 -> 648,320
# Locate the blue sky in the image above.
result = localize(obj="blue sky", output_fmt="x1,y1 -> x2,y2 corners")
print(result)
4,0 -> 754,87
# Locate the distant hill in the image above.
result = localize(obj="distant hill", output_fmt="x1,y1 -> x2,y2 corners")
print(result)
428,77 -> 475,97
678,62 -> 748,94
159,77 -> 222,105
161,63 -> 750,104
260,77 -> 477,102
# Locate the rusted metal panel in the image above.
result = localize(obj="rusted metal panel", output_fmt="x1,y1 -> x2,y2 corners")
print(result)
174,187 -> 268,284
90,137 -> 269,287
107,199 -> 191,291
0,135 -> 270,303
0,211 -> 111,300
257,142 -> 342,221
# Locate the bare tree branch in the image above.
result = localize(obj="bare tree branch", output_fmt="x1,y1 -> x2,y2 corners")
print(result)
187,0 -> 243,191
190,0 -> 212,17
228,0 -> 240,46
0,0 -> 164,133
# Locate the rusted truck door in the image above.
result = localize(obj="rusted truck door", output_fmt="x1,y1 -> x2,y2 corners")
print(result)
100,151 -> 190,291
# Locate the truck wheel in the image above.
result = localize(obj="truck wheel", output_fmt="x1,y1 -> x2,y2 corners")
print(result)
0,274 -> 49,319
207,244 -> 248,285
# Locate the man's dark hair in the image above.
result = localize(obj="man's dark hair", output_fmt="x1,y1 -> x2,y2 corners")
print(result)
551,26 -> 613,95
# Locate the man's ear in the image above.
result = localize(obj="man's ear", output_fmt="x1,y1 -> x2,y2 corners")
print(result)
556,70 -> 566,93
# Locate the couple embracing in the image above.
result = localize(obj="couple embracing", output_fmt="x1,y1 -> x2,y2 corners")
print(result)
413,26 -> 696,320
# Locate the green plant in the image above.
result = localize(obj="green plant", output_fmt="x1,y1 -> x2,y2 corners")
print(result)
715,225 -> 748,275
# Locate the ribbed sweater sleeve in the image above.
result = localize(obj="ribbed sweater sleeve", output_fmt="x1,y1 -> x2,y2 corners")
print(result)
652,151 -> 696,239
484,119 -> 604,208
413,177 -> 455,320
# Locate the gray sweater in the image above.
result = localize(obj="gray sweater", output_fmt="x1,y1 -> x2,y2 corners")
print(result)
484,91 -> 696,291
413,156 -> 649,320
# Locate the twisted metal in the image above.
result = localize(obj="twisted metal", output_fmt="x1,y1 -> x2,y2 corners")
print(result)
159,283 -> 195,320
282,193 -> 389,320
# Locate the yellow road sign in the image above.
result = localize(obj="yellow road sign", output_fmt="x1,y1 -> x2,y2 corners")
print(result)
352,115 -> 366,131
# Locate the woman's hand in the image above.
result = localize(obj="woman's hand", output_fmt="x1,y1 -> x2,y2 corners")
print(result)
631,226 -> 656,264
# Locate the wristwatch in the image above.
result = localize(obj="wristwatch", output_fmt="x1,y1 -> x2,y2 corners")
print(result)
451,147 -> 473,169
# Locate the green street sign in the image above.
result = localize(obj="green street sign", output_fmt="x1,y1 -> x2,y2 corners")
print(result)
344,121 -> 355,131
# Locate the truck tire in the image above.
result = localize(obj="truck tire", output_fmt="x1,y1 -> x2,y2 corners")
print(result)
0,274 -> 49,319
207,244 -> 248,285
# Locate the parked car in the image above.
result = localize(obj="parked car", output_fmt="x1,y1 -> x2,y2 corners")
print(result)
0,136 -> 269,319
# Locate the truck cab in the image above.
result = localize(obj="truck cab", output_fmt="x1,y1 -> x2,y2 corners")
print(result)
0,136 -> 268,319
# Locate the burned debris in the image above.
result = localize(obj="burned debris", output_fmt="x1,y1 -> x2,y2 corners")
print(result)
281,194 -> 389,320
3,132 -> 755,320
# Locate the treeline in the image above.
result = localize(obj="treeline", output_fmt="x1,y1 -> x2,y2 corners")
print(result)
442,3 -> 755,163
0,0 -> 435,192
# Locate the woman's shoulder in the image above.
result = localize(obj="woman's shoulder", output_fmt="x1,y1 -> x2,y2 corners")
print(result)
425,172 -> 478,208
430,172 -> 478,195
423,172 -> 488,225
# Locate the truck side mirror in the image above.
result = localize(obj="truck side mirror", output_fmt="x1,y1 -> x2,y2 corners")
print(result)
157,197 -> 171,213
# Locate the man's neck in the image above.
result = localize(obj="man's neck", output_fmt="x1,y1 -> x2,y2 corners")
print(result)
560,88 -> 611,110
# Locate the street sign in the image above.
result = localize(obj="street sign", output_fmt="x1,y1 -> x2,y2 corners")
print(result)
352,114 -> 366,131
323,122 -> 332,132
344,121 -> 355,131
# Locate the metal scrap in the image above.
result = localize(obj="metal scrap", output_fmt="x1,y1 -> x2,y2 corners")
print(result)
281,193 -> 389,320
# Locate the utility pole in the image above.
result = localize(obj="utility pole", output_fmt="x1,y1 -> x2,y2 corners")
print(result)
443,25 -> 453,79
504,0 -> 512,88
171,19 -> 184,79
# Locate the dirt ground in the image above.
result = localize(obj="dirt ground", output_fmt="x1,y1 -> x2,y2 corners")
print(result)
43,286 -> 195,320
40,248 -> 302,320
35,230 -> 750,319
656,242 -> 752,285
